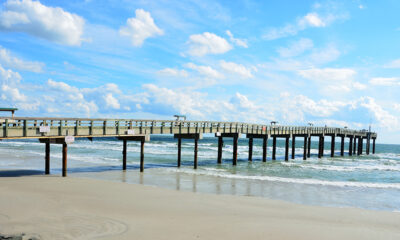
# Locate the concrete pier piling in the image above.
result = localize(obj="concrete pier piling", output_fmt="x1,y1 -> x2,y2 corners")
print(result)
272,136 -> 277,160
1,117 -> 377,176
248,137 -> 253,162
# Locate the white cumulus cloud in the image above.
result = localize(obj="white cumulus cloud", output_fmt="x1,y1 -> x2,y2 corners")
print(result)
157,68 -> 188,78
369,77 -> 400,86
187,32 -> 232,57
184,62 -> 224,79
104,93 -> 120,109
119,9 -> 163,47
220,61 -> 253,78
226,30 -> 248,48
0,0 -> 85,46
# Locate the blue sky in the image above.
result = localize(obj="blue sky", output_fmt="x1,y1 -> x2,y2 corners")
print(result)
0,0 -> 399,143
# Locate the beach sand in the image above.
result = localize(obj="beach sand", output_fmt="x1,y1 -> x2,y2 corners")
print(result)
0,171 -> 399,240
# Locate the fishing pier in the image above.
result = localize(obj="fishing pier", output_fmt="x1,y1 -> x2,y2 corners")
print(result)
0,116 -> 377,177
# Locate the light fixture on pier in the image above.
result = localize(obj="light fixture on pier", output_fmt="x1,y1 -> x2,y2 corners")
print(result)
270,121 -> 278,125
174,115 -> 186,121
308,122 -> 313,126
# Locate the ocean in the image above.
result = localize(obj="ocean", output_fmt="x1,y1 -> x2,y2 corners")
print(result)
1,135 -> 399,212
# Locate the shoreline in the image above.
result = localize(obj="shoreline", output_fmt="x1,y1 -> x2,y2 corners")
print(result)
0,172 -> 399,239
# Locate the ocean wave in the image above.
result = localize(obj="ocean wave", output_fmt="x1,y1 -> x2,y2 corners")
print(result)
168,168 -> 400,190
280,162 -> 400,172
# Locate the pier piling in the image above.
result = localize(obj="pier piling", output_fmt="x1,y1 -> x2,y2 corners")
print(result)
372,138 -> 376,154
291,136 -> 295,159
217,136 -> 223,164
262,135 -> 267,162
62,142 -> 67,177
330,135 -> 335,157
248,137 -> 253,162
194,138 -> 198,169
45,140 -> 50,174
303,136 -> 307,160
285,136 -> 289,161
272,136 -> 277,160
340,136 -> 344,156
140,139 -> 145,172
307,136 -> 311,158
233,134 -> 238,166
353,137 -> 357,155
349,136 -> 353,156
177,138 -> 181,167
122,139 -> 127,170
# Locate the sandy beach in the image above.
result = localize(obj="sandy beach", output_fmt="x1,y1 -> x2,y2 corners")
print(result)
0,171 -> 398,240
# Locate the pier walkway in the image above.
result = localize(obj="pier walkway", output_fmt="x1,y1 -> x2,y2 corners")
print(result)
0,117 -> 377,176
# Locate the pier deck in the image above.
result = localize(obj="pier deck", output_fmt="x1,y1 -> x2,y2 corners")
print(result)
0,117 -> 377,176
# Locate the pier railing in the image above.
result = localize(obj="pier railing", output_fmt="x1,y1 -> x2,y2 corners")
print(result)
0,117 -> 377,139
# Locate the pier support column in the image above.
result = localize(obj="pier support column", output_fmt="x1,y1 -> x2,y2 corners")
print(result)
321,136 -> 325,157
217,137 -> 223,164
307,136 -> 311,158
45,141 -> 50,174
194,138 -> 198,169
285,136 -> 289,161
119,135 -> 150,172
330,135 -> 335,157
357,137 -> 362,155
140,138 -> 145,172
318,136 -> 323,158
233,134 -> 238,166
262,135 -> 267,162
353,137 -> 357,155
360,138 -> 364,155
303,136 -> 307,160
177,138 -> 182,167
349,136 -> 353,156
248,137 -> 253,162
122,139 -> 127,170
272,136 -> 277,160
372,138 -> 376,154
366,134 -> 371,155
291,136 -> 295,159
217,133 -> 239,166
62,142 -> 67,177
340,136 -> 344,156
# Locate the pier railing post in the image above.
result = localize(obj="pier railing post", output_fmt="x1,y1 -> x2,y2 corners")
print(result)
272,136 -> 277,160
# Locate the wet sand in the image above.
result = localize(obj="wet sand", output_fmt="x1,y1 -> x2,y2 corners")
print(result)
0,172 -> 399,240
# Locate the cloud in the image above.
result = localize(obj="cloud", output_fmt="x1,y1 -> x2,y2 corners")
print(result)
308,44 -> 341,64
104,93 -> 120,109
263,6 -> 345,40
369,77 -> 400,86
220,60 -> 253,78
358,97 -> 399,130
184,62 -> 224,79
0,0 -> 85,46
226,30 -> 248,48
298,68 -> 360,93
119,9 -> 163,47
384,59 -> 400,68
277,38 -> 314,58
187,32 -> 232,56
0,46 -> 44,73
157,68 -> 188,78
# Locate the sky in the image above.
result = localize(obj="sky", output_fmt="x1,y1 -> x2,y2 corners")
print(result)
0,0 -> 399,143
